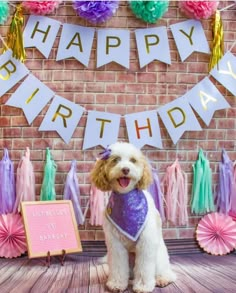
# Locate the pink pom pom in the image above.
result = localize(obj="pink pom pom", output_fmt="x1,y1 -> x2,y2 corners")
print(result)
179,1 -> 219,20
22,1 -> 62,15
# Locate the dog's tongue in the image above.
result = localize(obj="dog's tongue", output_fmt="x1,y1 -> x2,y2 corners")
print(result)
118,177 -> 130,188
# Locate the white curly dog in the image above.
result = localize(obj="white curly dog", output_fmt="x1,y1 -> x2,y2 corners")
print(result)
90,142 -> 176,292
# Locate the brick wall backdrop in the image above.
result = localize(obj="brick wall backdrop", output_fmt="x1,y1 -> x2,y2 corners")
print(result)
0,1 -> 236,241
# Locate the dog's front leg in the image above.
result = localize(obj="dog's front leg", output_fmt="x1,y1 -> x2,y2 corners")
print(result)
132,239 -> 156,293
106,239 -> 129,292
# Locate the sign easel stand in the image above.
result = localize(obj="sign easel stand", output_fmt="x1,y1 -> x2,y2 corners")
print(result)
45,249 -> 66,267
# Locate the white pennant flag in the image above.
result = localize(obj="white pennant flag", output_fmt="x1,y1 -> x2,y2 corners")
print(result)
125,110 -> 163,149
39,95 -> 84,144
135,27 -> 171,68
210,51 -> 236,96
6,74 -> 55,124
158,97 -> 202,145
97,29 -> 130,69
0,50 -> 29,97
83,111 -> 120,150
24,15 -> 61,58
56,24 -> 95,66
185,77 -> 230,126
170,19 -> 210,62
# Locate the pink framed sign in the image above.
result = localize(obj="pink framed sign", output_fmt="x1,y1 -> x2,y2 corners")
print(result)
21,200 -> 82,258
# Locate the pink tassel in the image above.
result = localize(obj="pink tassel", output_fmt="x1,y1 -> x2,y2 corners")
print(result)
89,185 -> 107,226
230,161 -> 236,213
13,147 -> 35,213
161,159 -> 188,226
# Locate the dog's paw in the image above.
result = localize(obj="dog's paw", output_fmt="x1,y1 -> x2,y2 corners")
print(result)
132,281 -> 155,293
156,276 -> 172,288
106,280 -> 127,292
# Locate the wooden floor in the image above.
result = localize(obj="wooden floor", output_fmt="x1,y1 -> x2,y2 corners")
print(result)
0,252 -> 235,293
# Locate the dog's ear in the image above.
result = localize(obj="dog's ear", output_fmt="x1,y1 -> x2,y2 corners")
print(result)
90,159 -> 111,191
136,156 -> 153,190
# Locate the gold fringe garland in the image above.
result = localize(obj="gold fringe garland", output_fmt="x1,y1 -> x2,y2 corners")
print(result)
5,4 -> 26,62
209,10 -> 224,72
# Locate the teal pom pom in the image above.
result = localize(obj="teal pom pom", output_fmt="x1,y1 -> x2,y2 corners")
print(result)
130,0 -> 169,23
0,1 -> 9,25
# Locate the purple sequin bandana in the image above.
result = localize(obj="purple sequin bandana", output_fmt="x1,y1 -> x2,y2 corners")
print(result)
106,189 -> 148,241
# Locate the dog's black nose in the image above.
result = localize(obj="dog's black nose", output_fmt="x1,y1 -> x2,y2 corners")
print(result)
122,167 -> 130,175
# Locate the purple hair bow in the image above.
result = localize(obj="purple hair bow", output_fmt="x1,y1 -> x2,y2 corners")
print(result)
99,147 -> 111,160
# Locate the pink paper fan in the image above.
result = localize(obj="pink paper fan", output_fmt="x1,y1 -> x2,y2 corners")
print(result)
0,213 -> 27,258
196,212 -> 236,255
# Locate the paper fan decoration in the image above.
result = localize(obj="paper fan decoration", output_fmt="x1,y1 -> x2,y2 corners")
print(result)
196,212 -> 236,255
0,213 -> 27,258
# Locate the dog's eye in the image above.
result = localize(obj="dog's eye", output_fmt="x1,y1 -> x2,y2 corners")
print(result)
130,157 -> 137,163
111,156 -> 121,164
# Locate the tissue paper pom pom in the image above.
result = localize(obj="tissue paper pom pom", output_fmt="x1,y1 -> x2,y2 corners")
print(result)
22,1 -> 62,15
129,0 -> 169,23
179,1 -> 219,20
73,0 -> 119,24
0,1 -> 9,24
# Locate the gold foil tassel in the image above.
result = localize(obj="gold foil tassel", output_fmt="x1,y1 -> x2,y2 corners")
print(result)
5,4 -> 26,62
209,10 -> 224,72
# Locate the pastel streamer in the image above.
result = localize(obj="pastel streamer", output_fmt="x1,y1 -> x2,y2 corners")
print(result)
13,147 -> 35,213
89,185 -> 107,226
63,160 -> 85,226
191,149 -> 215,214
215,149 -> 234,214
0,148 -> 16,214
161,159 -> 188,226
40,148 -> 57,201
148,168 -> 165,221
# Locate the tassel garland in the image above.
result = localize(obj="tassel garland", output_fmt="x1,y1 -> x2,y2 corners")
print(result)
161,159 -> 188,226
191,149 -> 215,214
209,10 -> 224,71
5,4 -> 26,62
63,160 -> 85,226
40,148 -> 57,201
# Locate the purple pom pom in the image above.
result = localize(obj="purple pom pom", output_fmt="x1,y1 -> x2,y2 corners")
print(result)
73,1 -> 119,24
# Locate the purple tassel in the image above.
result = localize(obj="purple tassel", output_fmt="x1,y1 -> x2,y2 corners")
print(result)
216,149 -> 234,214
0,148 -> 16,214
64,160 -> 84,225
148,168 -> 165,221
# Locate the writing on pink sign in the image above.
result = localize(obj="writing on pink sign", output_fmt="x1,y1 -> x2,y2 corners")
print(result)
21,200 -> 82,258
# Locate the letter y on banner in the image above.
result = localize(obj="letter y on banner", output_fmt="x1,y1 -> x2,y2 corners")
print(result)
0,50 -> 29,97
125,110 -> 163,149
39,96 -> 84,144
24,15 -> 61,58
210,51 -> 236,96
158,97 -> 202,144
170,20 -> 209,62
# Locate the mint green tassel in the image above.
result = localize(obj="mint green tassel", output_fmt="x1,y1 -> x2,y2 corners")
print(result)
40,148 -> 57,201
191,149 -> 215,214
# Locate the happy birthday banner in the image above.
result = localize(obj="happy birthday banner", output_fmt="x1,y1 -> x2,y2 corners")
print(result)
0,48 -> 234,149
23,15 -> 210,68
